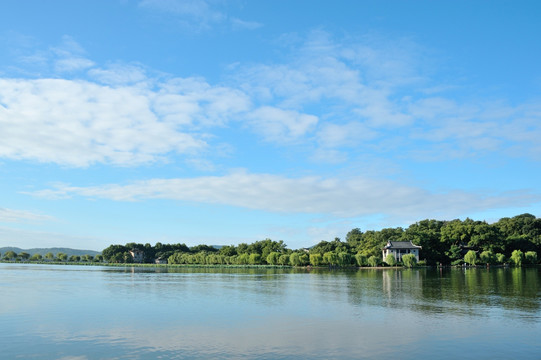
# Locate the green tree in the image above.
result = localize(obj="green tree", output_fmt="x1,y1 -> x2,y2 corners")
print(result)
45,252 -> 55,261
495,253 -> 506,264
496,214 -> 541,256
30,253 -> 42,261
94,254 -> 104,262
384,253 -> 397,266
525,251 -> 538,264
69,255 -> 81,262
403,219 -> 445,265
367,255 -> 379,267
289,253 -> 302,266
251,239 -> 287,263
218,245 -> 237,257
510,250 -> 524,267
358,228 -> 403,258
18,252 -> 30,261
310,238 -> 350,255
102,245 -> 127,263
346,228 -> 363,248
190,244 -> 218,253
464,250 -> 477,265
3,250 -> 17,260
402,254 -> 417,268
236,243 -> 249,254
266,252 -> 280,265
446,244 -> 462,262
237,253 -> 249,265
299,253 -> 309,266
323,252 -> 338,266
479,251 -> 495,265
278,254 -> 289,266
248,253 -> 261,265
309,253 -> 322,266
354,253 -> 367,267
122,252 -> 134,263
337,252 -> 353,267
469,222 -> 503,253
441,218 -> 476,247
110,252 -> 124,263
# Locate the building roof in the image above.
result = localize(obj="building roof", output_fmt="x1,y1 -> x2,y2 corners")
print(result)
383,241 -> 422,249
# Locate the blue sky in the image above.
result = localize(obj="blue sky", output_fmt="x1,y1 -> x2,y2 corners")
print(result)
1,0 -> 540,251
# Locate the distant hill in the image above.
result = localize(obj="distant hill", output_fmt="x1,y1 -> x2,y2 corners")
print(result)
0,247 -> 100,257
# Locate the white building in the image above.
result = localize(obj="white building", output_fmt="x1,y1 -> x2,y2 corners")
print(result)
129,249 -> 144,263
382,241 -> 421,262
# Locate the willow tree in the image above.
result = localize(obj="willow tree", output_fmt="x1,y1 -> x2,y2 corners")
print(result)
510,250 -> 524,267
464,250 -> 477,265
384,254 -> 397,266
402,254 -> 417,268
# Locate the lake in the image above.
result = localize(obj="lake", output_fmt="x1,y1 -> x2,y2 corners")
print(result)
1,263 -> 540,359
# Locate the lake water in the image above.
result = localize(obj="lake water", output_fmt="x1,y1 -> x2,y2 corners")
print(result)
1,264 -> 540,359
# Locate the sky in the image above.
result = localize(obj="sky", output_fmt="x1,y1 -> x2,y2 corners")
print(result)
1,0 -> 540,251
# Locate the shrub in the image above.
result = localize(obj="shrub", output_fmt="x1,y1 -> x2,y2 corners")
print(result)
510,250 -> 524,267
367,255 -> 380,267
355,253 -> 367,266
299,253 -> 309,266
337,252 -> 353,267
495,253 -> 506,264
289,253 -> 301,266
323,252 -> 338,266
266,252 -> 280,265
278,254 -> 289,266
309,253 -> 322,266
384,254 -> 397,266
480,251 -> 495,265
249,253 -> 261,265
402,254 -> 417,268
464,250 -> 477,265
237,253 -> 249,265
525,251 -> 538,265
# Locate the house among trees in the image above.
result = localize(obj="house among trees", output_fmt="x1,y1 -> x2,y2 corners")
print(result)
129,249 -> 144,263
382,241 -> 421,262
154,256 -> 167,264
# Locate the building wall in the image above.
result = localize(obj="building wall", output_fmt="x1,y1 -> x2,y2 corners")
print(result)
382,248 -> 420,262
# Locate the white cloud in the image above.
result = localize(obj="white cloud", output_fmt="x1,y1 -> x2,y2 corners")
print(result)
29,172 -> 540,220
16,35 -> 96,74
88,64 -> 149,85
0,78 -> 202,166
229,31 -> 541,161
139,0 -> 223,21
0,207 -> 53,222
247,106 -> 318,142
408,98 -> 541,160
231,18 -> 263,31
139,0 -> 260,32
3,31 -> 541,169
0,75 -> 254,167
316,122 -> 377,148
54,57 -> 95,73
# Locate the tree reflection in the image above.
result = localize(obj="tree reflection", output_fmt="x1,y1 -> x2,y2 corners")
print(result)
345,268 -> 541,318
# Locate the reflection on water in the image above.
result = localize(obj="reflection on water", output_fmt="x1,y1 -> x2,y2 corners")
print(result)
1,264 -> 540,359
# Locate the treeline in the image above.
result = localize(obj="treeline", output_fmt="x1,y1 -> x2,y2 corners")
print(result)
1,251 -> 102,262
101,239 -> 294,265
344,213 -> 540,266
98,214 -> 540,267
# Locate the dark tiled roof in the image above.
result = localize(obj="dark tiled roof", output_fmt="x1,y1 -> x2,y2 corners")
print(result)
384,241 -> 421,249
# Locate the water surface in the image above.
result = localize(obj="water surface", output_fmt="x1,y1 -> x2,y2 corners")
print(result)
1,264 -> 540,359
